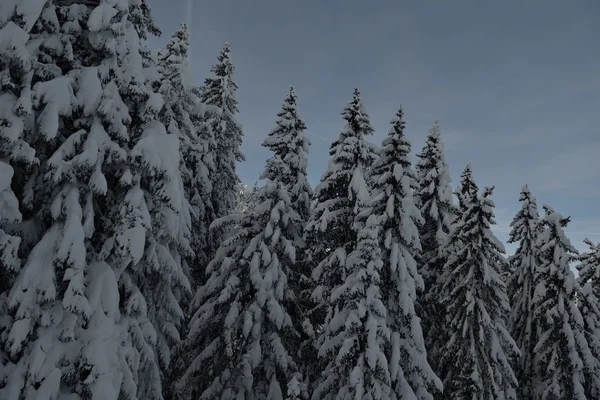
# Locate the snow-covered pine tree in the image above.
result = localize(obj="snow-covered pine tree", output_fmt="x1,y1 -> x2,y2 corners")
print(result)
576,240 -> 600,399
261,87 -> 315,391
0,1 -> 173,398
368,107 -> 442,399
263,88 -> 312,241
200,42 -> 244,255
312,211 -> 393,399
436,186 -> 518,399
0,5 -> 41,395
120,114 -> 191,400
454,163 -> 478,214
176,107 -> 308,400
0,161 -> 21,391
578,239 -> 600,299
154,22 -> 196,291
505,185 -> 542,399
114,19 -> 191,400
0,9 -> 38,389
414,121 -> 455,370
303,88 -> 379,397
185,86 -> 217,285
532,206 -> 600,399
0,21 -> 29,385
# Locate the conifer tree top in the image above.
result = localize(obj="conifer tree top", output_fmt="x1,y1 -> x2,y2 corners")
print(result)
160,22 -> 189,61
261,87 -> 311,225
388,106 -> 408,141
200,41 -> 238,113
448,185 -> 506,256
262,87 -> 309,158
416,122 -> 444,163
539,205 -> 577,254
374,106 -> 411,168
430,119 -> 440,137
316,88 -> 376,188
418,120 -> 444,151
371,105 -> 420,251
414,121 -> 456,232
508,184 -> 540,244
456,162 -> 478,211
340,88 -> 374,139
415,121 -> 453,204
157,23 -> 191,96
323,88 -> 376,186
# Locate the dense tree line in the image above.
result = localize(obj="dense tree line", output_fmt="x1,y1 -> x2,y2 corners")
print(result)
0,2 -> 599,399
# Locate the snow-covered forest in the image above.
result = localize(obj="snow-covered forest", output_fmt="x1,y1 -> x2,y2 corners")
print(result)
1,1 -> 599,399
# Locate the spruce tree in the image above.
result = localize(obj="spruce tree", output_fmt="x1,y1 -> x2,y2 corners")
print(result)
414,121 -> 455,370
0,11 -> 38,390
578,239 -> 600,298
304,88 -> 377,319
0,1 -> 171,398
261,88 -> 314,386
369,108 -> 442,399
532,207 -> 600,399
576,241 -> 600,399
2,2 -> 136,398
437,187 -> 518,399
127,106 -> 192,400
506,185 -> 541,398
0,162 -> 20,393
153,22 -> 220,296
186,86 -> 217,284
311,213 -> 393,399
1,2 -> 193,398
99,5 -> 191,398
262,88 -> 312,239
303,88 -> 379,398
0,95 -> 25,395
152,23 -> 230,400
176,92 -> 310,400
200,42 -> 244,229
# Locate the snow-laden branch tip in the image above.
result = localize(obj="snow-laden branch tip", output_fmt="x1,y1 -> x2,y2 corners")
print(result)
209,214 -> 242,231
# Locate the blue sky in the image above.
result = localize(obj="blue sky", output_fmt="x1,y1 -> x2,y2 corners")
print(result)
146,0 -> 600,255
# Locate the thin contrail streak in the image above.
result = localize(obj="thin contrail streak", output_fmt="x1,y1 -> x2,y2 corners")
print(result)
305,130 -> 332,143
